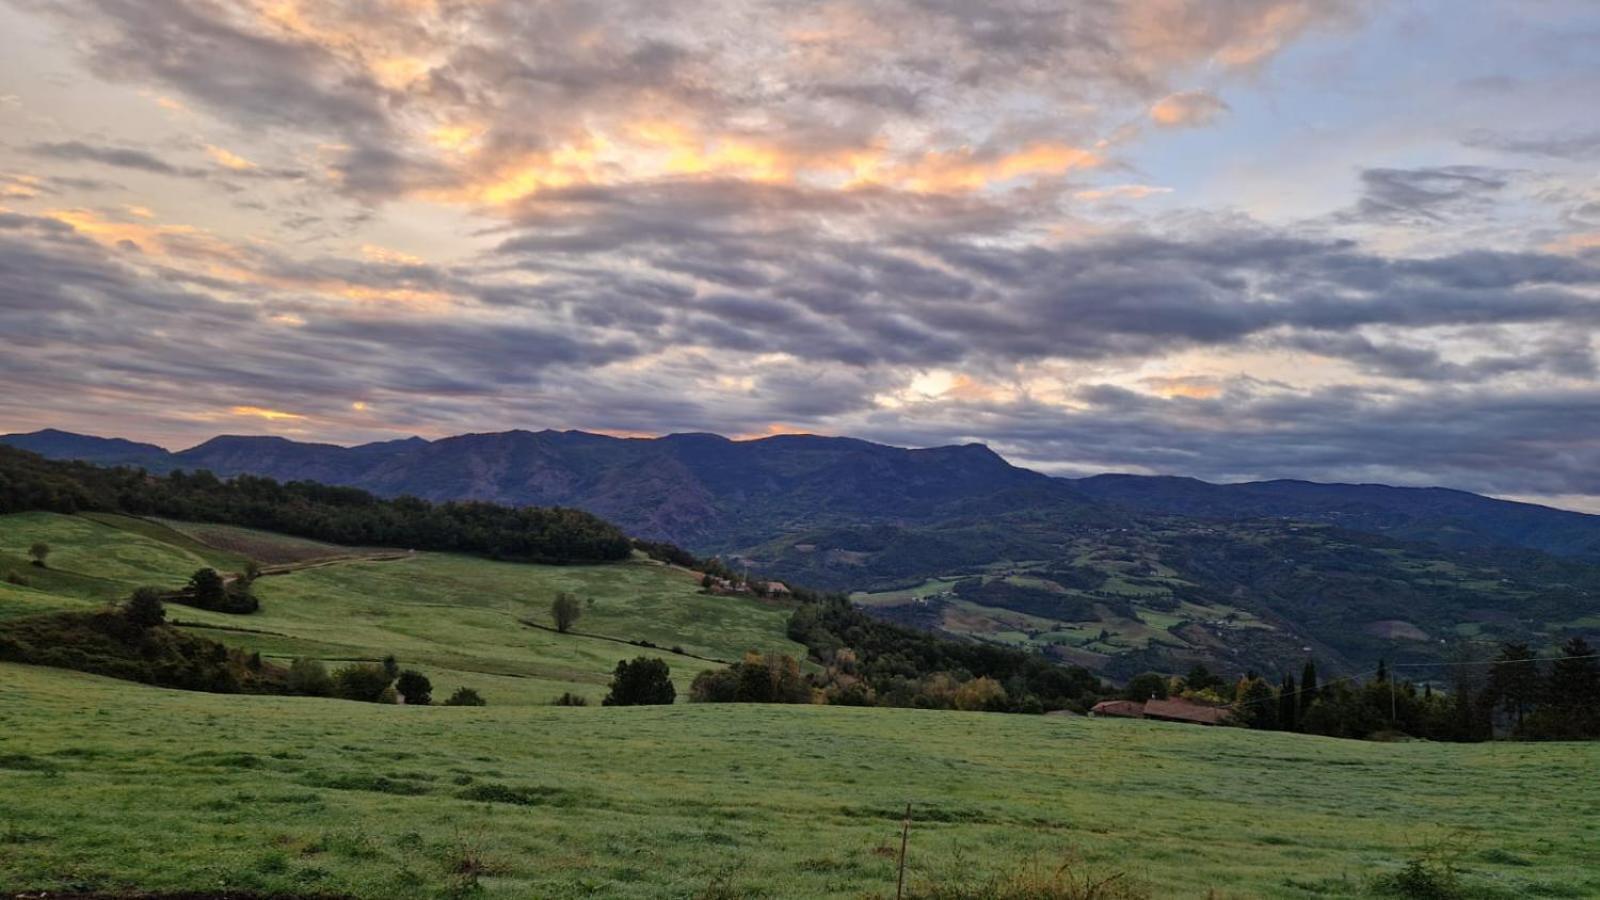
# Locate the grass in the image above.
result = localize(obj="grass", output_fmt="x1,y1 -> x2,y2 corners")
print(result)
3,511 -> 1598,897
3,662 -> 1599,898
0,512 -> 805,705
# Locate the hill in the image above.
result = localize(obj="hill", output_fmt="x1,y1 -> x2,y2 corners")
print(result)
0,511 -> 803,704
1,428 -> 1102,549
9,427 -> 1600,562
4,661 -> 1597,898
7,430 -> 1600,679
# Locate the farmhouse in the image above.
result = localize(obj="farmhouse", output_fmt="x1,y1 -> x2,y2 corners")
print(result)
1088,697 -> 1233,726
1089,699 -> 1146,719
1143,698 -> 1232,726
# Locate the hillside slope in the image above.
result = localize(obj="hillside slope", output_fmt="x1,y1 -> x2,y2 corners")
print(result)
0,511 -> 802,704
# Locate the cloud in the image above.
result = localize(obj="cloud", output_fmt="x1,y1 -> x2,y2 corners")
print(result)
1465,129 -> 1600,161
1348,165 -> 1511,223
1149,90 -> 1229,127
28,141 -> 202,177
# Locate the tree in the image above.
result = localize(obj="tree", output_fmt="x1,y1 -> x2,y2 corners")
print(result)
396,669 -> 433,705
287,657 -> 333,696
953,676 -> 1008,711
1543,637 -> 1600,737
690,667 -> 741,702
187,568 -> 226,608
1278,673 -> 1299,731
1487,642 -> 1541,729
444,686 -> 486,706
28,542 -> 49,568
1185,664 -> 1223,693
381,654 -> 400,680
1237,677 -> 1279,730
1301,659 -> 1319,702
602,656 -> 676,706
333,662 -> 394,703
123,587 -> 166,629
551,592 -> 582,634
1124,672 -> 1169,701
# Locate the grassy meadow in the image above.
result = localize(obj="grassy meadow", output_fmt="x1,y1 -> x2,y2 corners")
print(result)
2,511 -> 1599,898
4,663 -> 1600,898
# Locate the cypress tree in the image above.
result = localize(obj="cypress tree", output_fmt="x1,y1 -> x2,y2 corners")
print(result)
1375,658 -> 1388,683
1547,637 -> 1600,737
1278,673 -> 1298,731
1487,642 -> 1540,729
1301,659 -> 1319,700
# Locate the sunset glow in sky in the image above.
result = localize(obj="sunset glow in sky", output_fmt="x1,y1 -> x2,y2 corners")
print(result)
1,1 -> 1598,509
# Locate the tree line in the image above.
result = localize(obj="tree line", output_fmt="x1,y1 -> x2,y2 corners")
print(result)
0,445 -> 632,564
1217,639 -> 1600,741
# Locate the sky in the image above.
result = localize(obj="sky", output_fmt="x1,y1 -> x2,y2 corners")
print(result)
0,0 -> 1598,510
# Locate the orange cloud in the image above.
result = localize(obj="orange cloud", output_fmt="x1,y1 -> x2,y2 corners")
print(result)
230,405 -> 306,421
1149,90 -> 1228,128
205,145 -> 258,171
1141,375 -> 1223,399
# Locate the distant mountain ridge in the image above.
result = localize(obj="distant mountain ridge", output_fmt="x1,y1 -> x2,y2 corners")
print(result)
5,427 -> 1600,562
7,426 -> 1600,677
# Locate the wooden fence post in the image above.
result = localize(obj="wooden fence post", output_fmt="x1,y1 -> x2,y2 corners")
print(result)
896,802 -> 912,900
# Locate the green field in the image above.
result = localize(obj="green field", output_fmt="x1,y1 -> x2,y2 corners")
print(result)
4,663 -> 1599,898
0,512 -> 803,705
4,512 -> 1600,898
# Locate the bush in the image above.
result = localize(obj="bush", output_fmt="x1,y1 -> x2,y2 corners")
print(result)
396,669 -> 433,705
552,692 -> 588,706
28,542 -> 50,568
551,592 -> 582,633
690,667 -> 741,703
602,657 -> 676,706
333,662 -> 394,703
444,687 -> 487,707
123,587 -> 166,629
287,657 -> 333,696
188,567 -> 227,606
4,571 -> 29,587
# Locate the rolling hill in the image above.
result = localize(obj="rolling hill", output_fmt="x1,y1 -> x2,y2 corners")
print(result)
0,510 -> 802,704
7,428 -> 1600,679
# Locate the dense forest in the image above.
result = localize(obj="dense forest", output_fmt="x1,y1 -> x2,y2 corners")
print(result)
0,445 -> 632,564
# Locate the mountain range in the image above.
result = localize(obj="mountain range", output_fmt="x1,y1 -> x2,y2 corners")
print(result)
7,426 -> 1599,677
7,427 -> 1599,560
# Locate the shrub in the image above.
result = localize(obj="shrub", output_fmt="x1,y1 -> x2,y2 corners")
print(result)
551,592 -> 582,633
690,667 -> 741,703
444,687 -> 486,707
333,663 -> 394,703
4,571 -> 29,587
123,587 -> 166,629
552,692 -> 588,706
188,567 -> 226,605
27,542 -> 50,568
602,656 -> 676,706
396,669 -> 433,705
287,657 -> 333,696
953,676 -> 1009,712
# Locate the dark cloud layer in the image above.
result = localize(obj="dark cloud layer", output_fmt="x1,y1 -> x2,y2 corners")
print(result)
1,0 -> 1598,509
